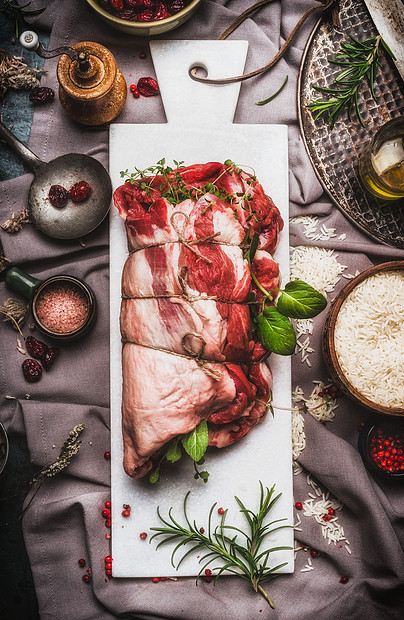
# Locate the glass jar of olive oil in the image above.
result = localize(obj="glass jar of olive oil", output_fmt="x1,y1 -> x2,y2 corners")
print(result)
359,116 -> 404,201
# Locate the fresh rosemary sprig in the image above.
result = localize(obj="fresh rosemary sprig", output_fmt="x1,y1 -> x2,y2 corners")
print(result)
256,75 -> 288,106
150,481 -> 292,608
0,0 -> 45,37
308,35 -> 395,128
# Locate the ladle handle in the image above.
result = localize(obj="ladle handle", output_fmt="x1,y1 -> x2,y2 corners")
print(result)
0,121 -> 43,174
5,267 -> 41,301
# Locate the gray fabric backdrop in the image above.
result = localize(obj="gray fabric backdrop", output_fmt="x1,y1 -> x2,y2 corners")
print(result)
0,0 -> 403,618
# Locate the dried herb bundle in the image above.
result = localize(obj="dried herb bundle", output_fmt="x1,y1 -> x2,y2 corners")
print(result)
1,208 -> 31,233
0,297 -> 29,329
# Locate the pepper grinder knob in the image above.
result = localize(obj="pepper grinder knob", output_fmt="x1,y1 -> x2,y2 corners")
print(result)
20,31 -> 39,51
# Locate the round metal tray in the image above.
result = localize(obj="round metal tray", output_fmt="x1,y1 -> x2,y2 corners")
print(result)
297,0 -> 404,249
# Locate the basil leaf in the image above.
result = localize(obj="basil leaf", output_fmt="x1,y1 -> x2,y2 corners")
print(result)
276,280 -> 327,319
255,306 -> 296,355
181,420 -> 209,462
166,439 -> 182,463
149,467 -> 160,484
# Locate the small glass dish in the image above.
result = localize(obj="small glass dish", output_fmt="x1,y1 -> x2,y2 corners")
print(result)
358,420 -> 404,481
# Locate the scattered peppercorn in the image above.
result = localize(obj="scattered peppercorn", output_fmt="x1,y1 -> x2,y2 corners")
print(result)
152,577 -> 160,583
78,558 -> 86,567
104,451 -> 111,460
102,509 -> 111,518
122,509 -> 130,518
217,507 -> 225,515
105,501 -> 111,509
340,576 -> 349,584
295,502 -> 303,510
82,574 -> 91,583
140,532 -> 147,540
310,550 -> 318,558
105,519 -> 111,528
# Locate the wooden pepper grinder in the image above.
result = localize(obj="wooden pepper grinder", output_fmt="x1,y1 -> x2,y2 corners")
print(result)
20,32 -> 127,126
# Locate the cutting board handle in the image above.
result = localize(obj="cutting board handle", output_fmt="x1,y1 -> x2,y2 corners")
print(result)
150,40 -> 248,127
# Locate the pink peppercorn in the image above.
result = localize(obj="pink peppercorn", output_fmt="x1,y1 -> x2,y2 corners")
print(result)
217,507 -> 225,515
140,532 -> 147,540
295,502 -> 303,510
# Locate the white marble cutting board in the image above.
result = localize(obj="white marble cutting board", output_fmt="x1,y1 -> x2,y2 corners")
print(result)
109,40 -> 294,578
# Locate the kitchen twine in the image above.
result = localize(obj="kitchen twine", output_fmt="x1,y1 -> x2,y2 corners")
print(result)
122,212 -> 270,380
189,0 -> 340,84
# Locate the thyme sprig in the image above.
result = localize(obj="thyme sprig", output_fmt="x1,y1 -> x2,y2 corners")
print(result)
150,481 -> 291,608
20,423 -> 85,518
308,35 -> 395,128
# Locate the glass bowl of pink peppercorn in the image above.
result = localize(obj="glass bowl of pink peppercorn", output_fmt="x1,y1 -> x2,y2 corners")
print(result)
358,420 -> 404,481
85,0 -> 202,36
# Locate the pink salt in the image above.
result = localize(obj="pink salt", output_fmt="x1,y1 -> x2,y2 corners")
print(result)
35,282 -> 89,334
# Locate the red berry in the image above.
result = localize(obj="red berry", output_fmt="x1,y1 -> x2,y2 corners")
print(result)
340,576 -> 349,584
82,574 -> 91,583
204,569 -> 212,576
310,550 -> 318,558
152,577 -> 160,583
109,0 -> 124,9
48,185 -> 68,208
137,77 -> 159,97
78,558 -> 86,567
132,89 -> 140,98
328,508 -> 335,516
104,451 -> 111,459
153,2 -> 170,20
68,180 -> 91,202
29,86 -> 55,103
102,509 -> 111,518
42,347 -> 60,371
105,519 -> 111,528
122,509 -> 130,518
137,8 -> 153,20
295,502 -> 303,510
130,84 -> 137,92
322,514 -> 332,522
106,568 -> 112,575
22,359 -> 42,383
105,556 -> 113,563
139,52 -> 146,59
105,501 -> 111,509
204,576 -> 213,583
217,507 -> 225,515
140,532 -> 147,540
170,0 -> 185,13
25,336 -> 48,360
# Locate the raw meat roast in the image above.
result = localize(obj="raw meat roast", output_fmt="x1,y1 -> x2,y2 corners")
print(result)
114,162 -> 284,478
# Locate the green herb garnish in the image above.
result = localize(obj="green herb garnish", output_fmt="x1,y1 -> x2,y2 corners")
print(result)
150,481 -> 292,608
149,420 -> 210,484
256,75 -> 288,106
308,35 -> 395,128
252,279 -> 327,356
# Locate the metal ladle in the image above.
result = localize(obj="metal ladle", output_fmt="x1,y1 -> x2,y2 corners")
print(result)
0,121 -> 112,239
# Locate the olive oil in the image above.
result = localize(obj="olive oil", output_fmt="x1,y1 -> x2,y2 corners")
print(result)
359,117 -> 404,201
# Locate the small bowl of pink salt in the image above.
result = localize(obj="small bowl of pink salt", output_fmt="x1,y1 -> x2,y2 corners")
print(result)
32,276 -> 96,342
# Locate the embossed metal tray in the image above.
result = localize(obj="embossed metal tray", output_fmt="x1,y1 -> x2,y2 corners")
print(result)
297,0 -> 404,249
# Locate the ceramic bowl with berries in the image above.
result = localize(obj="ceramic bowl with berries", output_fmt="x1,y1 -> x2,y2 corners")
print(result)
85,0 -> 202,35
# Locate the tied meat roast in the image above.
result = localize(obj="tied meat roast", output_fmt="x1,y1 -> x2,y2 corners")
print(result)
114,162 -> 284,478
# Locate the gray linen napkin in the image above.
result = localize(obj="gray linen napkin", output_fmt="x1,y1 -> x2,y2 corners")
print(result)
1,0 -> 403,618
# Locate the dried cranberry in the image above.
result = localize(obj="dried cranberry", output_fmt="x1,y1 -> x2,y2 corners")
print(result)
26,336 -> 48,360
48,185 -> 68,208
29,87 -> 55,103
109,0 -> 124,10
41,347 -> 60,371
153,2 -> 170,19
137,77 -> 159,97
22,359 -> 42,383
125,0 -> 144,6
136,8 -> 154,20
115,8 -> 138,19
169,0 -> 184,13
69,181 -> 92,202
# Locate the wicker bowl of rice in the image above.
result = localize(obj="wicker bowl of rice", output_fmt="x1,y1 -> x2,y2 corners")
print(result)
322,261 -> 404,416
